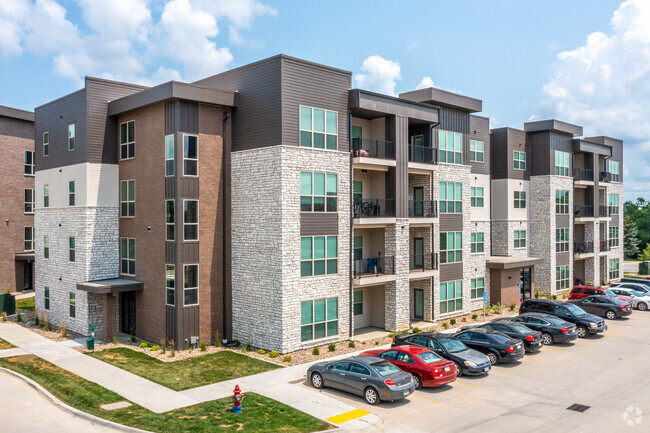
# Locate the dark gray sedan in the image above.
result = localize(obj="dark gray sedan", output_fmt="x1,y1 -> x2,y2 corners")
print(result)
307,355 -> 415,404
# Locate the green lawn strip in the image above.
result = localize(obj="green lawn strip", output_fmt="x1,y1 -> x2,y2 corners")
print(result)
0,338 -> 15,350
16,297 -> 35,311
90,348 -> 282,391
0,355 -> 331,433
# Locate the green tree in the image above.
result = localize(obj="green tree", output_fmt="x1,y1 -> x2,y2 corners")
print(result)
639,243 -> 650,261
624,215 -> 640,259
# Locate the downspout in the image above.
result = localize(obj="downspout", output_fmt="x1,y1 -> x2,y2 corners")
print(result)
222,111 -> 230,341
430,120 -> 439,320
349,110 -> 354,341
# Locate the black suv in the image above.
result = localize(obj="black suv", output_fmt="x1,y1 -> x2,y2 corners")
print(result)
519,299 -> 607,337
452,328 -> 525,365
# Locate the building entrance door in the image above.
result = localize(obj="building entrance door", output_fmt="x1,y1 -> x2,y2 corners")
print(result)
414,187 -> 424,217
121,292 -> 136,334
520,268 -> 532,300
414,289 -> 424,320
23,262 -> 33,291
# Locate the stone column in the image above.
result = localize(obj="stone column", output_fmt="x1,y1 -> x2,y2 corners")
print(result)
385,219 -> 410,331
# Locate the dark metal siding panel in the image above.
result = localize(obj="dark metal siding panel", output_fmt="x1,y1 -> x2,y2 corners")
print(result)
440,263 -> 463,282
165,177 -> 176,199
438,107 -> 470,134
165,242 -> 176,264
610,142 -> 623,183
165,102 -> 175,135
469,116 -> 490,175
556,252 -> 570,266
528,131 -> 551,176
194,58 -> 282,152
180,306 -> 200,343
281,58 -> 351,151
555,215 -> 570,228
395,115 -> 409,218
300,213 -> 338,236
179,178 -> 199,199
550,132 -> 574,178
490,128 -> 508,179
34,89 -> 87,171
440,215 -> 463,232
180,243 -> 200,263
507,129 -> 528,181
165,305 -> 176,342
178,101 -> 199,133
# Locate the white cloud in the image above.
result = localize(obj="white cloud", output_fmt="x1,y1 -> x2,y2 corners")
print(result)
354,55 -> 402,96
195,0 -> 277,28
416,76 -> 434,90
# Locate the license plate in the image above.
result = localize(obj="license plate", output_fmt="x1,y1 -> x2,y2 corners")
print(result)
444,366 -> 450,372
484,367 -> 489,372
404,390 -> 409,395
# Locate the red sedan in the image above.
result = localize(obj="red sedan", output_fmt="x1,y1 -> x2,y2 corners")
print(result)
570,285 -> 632,305
360,345 -> 457,389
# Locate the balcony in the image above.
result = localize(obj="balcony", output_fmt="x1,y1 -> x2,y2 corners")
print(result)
353,198 -> 395,219
599,171 -> 613,183
574,168 -> 594,181
352,137 -> 396,160
599,240 -> 609,252
408,144 -> 437,165
574,241 -> 594,254
408,200 -> 438,218
599,205 -> 609,217
410,253 -> 439,272
574,205 -> 594,218
353,256 -> 395,279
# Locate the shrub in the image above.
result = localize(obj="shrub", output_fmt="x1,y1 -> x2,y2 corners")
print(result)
493,303 -> 504,314
200,341 -> 206,352
312,347 -> 320,356
140,342 -> 151,349
16,312 -> 22,323
472,313 -> 478,320
552,295 -> 557,300
170,340 -> 175,357
234,340 -> 241,348
113,333 -> 119,344
461,317 -> 467,323
34,314 -> 40,327
442,322 -> 449,329
188,346 -> 192,354
1,312 -> 6,322
60,321 -> 67,338
214,330 -> 221,348
562,292 -> 569,300
245,342 -> 252,352
374,341 -> 379,345
41,312 -> 51,331
269,351 -> 279,358
283,355 -> 292,363
412,327 -> 421,334
509,302 -> 516,311
348,341 -> 356,348
130,333 -> 136,343
450,319 -> 456,325
545,292 -> 552,300
257,349 -> 266,355
534,290 -> 541,299
328,344 -> 336,352
150,345 -> 160,351
160,338 -> 166,354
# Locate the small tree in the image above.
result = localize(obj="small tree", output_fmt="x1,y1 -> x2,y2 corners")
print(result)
624,215 -> 641,259
638,243 -> 650,261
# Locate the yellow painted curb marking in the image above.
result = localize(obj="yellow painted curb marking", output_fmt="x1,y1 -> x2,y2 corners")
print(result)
492,370 -> 515,375
455,381 -> 478,388
413,394 -> 440,403
604,330 -> 622,339
522,358 -> 543,364
543,347 -> 568,353
326,409 -> 371,424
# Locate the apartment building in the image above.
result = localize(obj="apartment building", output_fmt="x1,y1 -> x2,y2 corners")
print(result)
0,105 -> 35,294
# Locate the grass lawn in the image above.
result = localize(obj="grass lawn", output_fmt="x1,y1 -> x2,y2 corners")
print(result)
16,297 -> 35,311
0,338 -> 15,350
90,348 -> 281,391
0,355 -> 331,433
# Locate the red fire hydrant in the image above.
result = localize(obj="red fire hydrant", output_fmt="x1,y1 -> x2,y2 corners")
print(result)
231,385 -> 244,413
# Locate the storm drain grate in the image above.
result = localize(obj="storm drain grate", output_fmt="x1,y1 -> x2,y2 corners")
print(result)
567,404 -> 591,413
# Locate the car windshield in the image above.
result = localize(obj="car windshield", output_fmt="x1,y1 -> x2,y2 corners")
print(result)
604,289 -> 617,297
564,304 -> 587,316
631,290 -> 645,297
370,360 -> 402,377
510,324 -> 530,333
416,351 -> 443,364
439,338 -> 468,353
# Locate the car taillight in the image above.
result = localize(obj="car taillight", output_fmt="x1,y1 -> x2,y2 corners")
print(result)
384,379 -> 395,386
619,306 -> 627,310
525,335 -> 535,342
392,337 -> 395,344
507,346 -> 515,353
433,368 -> 439,376
561,329 -> 571,334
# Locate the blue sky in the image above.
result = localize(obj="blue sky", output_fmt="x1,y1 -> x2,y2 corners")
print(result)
1,0 -> 647,200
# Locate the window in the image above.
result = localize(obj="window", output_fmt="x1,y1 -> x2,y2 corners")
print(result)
43,132 -> 49,157
554,151 -> 570,176
183,200 -> 199,241
24,189 -> 34,213
471,233 -> 484,253
120,120 -> 135,159
120,238 -> 135,276
609,258 -> 620,280
44,184 -> 49,207
353,236 -> 362,261
120,180 -> 135,217
350,363 -> 370,375
438,130 -> 462,164
609,194 -> 619,215
609,160 -> 620,182
24,227 -> 34,251
69,237 -> 75,262
353,290 -> 363,315
353,181 -> 362,203
69,293 -> 76,317
44,235 -> 50,259
556,190 -> 569,214
470,187 -> 484,207
69,181 -> 75,206
184,264 -> 199,306
301,236 -> 338,276
166,264 -> 175,306
44,287 -> 50,310
514,230 -> 526,248
439,182 -> 462,213
440,232 -> 462,264
165,135 -> 174,176
440,280 -> 462,314
513,151 -> 526,170
471,278 -> 485,300
609,226 -> 620,247
68,124 -> 75,151
556,228 -> 569,252
514,191 -> 526,209
300,172 -> 337,212
412,135 -> 424,146
166,200 -> 175,241
299,106 -> 338,150
24,150 -> 34,175
469,140 -> 484,162
300,297 -> 338,341
183,135 -> 198,176
556,265 -> 569,290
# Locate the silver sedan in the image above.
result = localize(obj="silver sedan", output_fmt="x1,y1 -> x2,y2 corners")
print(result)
610,287 -> 650,311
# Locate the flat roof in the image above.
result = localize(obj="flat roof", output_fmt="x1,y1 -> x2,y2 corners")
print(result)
14,252 -> 35,261
486,256 -> 544,269
523,119 -> 583,136
0,105 -> 34,122
77,278 -> 144,294
349,89 -> 439,123
398,87 -> 482,113
573,139 -> 613,156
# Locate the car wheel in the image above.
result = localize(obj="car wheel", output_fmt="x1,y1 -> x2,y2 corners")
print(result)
311,372 -> 324,389
364,387 -> 380,405
638,303 -> 648,311
605,310 -> 617,320
542,333 -> 554,345
454,362 -> 463,377
577,326 -> 588,338
413,374 -> 422,390
487,352 -> 499,365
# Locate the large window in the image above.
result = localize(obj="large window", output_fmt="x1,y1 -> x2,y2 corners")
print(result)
69,293 -> 76,317
68,124 -> 75,151
440,280 -> 462,314
556,265 -> 569,290
513,151 -> 526,170
120,120 -> 135,159
556,190 -> 569,214
120,180 -> 135,217
471,233 -> 484,253
44,184 -> 49,207
609,258 -> 620,280
441,232 -> 462,264
609,226 -> 620,247
166,265 -> 175,306
353,236 -> 363,261
353,181 -> 362,203
554,151 -> 570,176
24,150 -> 34,175
353,290 -> 363,315
25,189 -> 34,213
440,182 -> 462,213
166,200 -> 175,241
609,160 -> 620,182
471,278 -> 485,300
301,236 -> 337,277
165,135 -> 174,176
514,230 -> 526,249
184,264 -> 199,306
44,287 -> 50,310
469,140 -> 484,162
470,187 -> 484,207
44,235 -> 50,259
514,191 -> 526,209
609,194 -> 619,215
183,135 -> 198,176
43,132 -> 49,157
299,106 -> 338,150
183,200 -> 199,241
556,228 -> 569,252
438,130 -> 462,164
120,238 -> 136,276
301,297 -> 338,341
24,227 -> 34,251
300,172 -> 337,212
69,237 -> 75,262
69,181 -> 75,206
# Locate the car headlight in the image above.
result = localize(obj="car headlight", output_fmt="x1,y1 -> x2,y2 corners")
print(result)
589,322 -> 597,328
464,360 -> 478,367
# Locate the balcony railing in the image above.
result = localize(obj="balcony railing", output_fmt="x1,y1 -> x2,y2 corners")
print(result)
351,137 -> 396,160
574,241 -> 594,254
353,256 -> 395,278
574,168 -> 594,181
353,198 -> 395,218
600,240 -> 610,252
599,205 -> 609,217
599,171 -> 612,183
609,238 -> 620,248
410,253 -> 439,271
408,144 -> 437,165
574,205 -> 594,218
408,200 -> 438,218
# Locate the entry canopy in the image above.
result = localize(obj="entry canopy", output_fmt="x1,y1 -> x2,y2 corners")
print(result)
486,256 -> 543,270
14,252 -> 35,261
77,278 -> 143,294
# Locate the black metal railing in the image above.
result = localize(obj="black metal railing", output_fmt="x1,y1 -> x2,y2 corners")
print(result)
599,171 -> 612,183
599,205 -> 609,217
609,238 -> 620,248
351,137 -> 396,160
408,200 -> 438,218
353,198 -> 395,218
574,205 -> 594,218
408,144 -> 437,164
409,253 -> 438,271
574,241 -> 594,254
573,168 -> 594,181
353,256 -> 395,278
600,240 -> 610,252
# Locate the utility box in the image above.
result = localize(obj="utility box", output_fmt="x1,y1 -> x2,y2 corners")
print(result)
0,294 -> 15,316
640,261 -> 650,276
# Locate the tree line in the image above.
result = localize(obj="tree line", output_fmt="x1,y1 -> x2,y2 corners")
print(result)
624,198 -> 650,260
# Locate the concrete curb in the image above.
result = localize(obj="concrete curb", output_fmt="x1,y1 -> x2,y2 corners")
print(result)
0,367 -> 151,433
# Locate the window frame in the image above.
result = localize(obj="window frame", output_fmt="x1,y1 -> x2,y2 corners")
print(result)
555,190 -> 569,214
554,151 -> 570,176
514,230 -> 527,249
119,120 -> 135,160
68,123 -> 75,151
300,297 -> 339,342
24,150 -> 34,176
439,182 -> 462,214
471,278 -> 485,300
470,186 -> 484,207
44,286 -> 50,310
471,232 -> 484,254
183,134 -> 199,177
300,172 -> 338,212
609,160 -> 620,182
353,290 -> 363,316
69,237 -> 75,262
353,235 -> 363,261
44,235 -> 50,259
69,292 -> 76,317
166,199 -> 175,241
120,237 -> 136,276
300,235 -> 338,277
609,258 -> 620,280
438,130 -> 463,164
608,193 -> 620,215
440,280 -> 462,314
609,226 -> 620,247
555,228 -> 569,252
469,140 -> 484,163
513,151 -> 526,170
299,106 -> 338,150
166,264 -> 175,306
514,191 -> 526,209
556,265 -> 570,290
44,184 -> 50,208
183,264 -> 199,306
440,231 -> 462,264
24,226 -> 34,251
120,179 -> 135,217
24,188 -> 34,214
43,132 -> 50,157
69,181 -> 75,206
165,135 -> 174,177
183,199 -> 199,241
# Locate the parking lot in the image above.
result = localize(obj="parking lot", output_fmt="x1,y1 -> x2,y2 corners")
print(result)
298,314 -> 650,432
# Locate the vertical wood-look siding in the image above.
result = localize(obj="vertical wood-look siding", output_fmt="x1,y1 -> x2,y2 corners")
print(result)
528,131 -> 551,176
440,214 -> 463,232
166,305 -> 177,342
490,128 -> 508,179
440,263 -> 463,282
469,115 -> 490,175
300,213 -> 338,236
177,101 -> 198,134
395,115 -> 409,218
